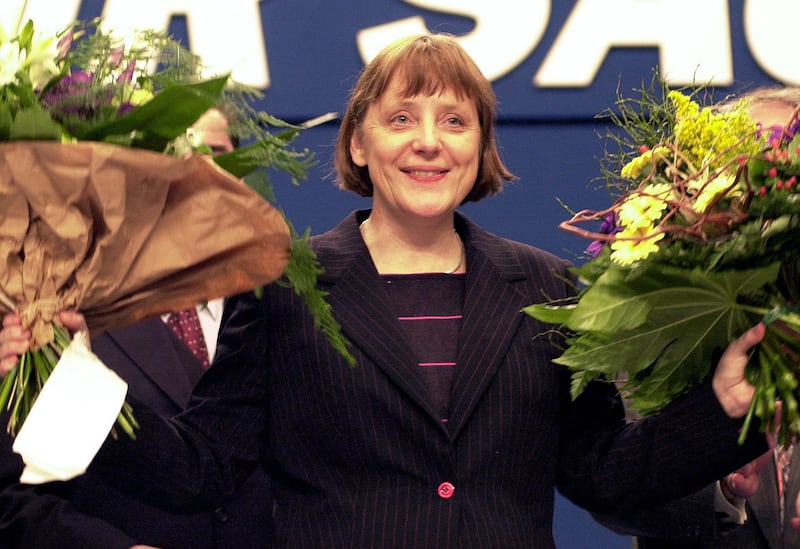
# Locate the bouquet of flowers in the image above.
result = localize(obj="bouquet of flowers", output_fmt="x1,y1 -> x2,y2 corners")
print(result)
0,18 -> 350,442
524,80 -> 800,445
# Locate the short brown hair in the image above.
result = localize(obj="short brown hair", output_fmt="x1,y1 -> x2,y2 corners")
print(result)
334,34 -> 515,203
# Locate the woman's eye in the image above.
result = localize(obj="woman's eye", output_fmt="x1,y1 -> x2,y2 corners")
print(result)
445,116 -> 464,127
391,114 -> 410,125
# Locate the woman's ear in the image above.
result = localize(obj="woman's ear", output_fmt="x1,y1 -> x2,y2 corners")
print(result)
350,131 -> 367,167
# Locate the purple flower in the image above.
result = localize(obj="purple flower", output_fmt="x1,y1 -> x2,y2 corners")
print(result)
586,240 -> 605,258
107,45 -> 125,70
118,59 -> 136,84
586,212 -> 621,258
758,117 -> 800,145
788,117 -> 800,139
56,29 -> 74,60
40,70 -> 94,115
40,70 -> 114,129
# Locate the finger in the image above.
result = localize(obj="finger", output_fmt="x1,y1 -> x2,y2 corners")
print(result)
58,311 -> 87,333
2,314 -> 22,328
728,472 -> 759,499
0,356 -> 18,376
0,326 -> 30,352
713,323 -> 766,418
0,337 -> 27,374
727,323 -> 766,356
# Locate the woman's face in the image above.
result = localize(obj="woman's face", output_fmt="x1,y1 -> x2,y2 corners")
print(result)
192,108 -> 234,154
350,74 -> 481,224
750,100 -> 796,130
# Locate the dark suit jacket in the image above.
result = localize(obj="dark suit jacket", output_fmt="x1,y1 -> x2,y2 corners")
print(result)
0,318 -> 273,549
598,446 -> 800,548
93,210 -> 767,548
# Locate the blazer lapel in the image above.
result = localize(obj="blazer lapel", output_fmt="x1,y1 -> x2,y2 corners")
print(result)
781,447 -> 800,547
748,453 -> 782,548
316,212 -> 442,426
103,318 -> 199,408
317,212 -> 531,438
447,216 -> 530,438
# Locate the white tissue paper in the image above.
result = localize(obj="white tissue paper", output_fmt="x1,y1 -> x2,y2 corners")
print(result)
12,331 -> 128,484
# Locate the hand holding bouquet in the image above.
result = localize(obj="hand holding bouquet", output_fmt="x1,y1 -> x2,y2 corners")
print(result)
525,81 -> 800,445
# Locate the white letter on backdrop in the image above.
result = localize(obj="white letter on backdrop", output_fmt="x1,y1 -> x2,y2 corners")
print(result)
1,0 -> 80,36
356,0 -> 550,81
535,0 -> 732,87
101,0 -> 269,89
744,0 -> 800,85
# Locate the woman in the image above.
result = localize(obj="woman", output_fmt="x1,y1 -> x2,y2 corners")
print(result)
0,35 -> 770,548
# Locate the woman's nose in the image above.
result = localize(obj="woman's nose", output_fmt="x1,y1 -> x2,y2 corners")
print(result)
412,121 -> 442,154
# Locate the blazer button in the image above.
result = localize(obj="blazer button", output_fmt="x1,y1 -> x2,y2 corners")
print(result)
437,482 -> 455,499
214,507 -> 229,523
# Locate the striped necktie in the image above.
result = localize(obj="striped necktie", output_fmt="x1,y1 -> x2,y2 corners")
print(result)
777,444 -> 794,523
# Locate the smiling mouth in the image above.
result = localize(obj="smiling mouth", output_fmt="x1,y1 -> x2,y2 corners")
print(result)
404,169 -> 446,177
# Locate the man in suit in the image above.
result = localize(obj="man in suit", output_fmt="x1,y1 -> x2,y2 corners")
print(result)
0,108 -> 274,549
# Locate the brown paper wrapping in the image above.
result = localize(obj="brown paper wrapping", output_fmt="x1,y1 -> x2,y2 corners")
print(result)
0,141 -> 291,348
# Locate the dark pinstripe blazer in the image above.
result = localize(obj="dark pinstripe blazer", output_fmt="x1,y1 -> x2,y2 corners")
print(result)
95,210 -> 767,549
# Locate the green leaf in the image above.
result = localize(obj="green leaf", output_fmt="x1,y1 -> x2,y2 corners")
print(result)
77,75 -> 229,146
540,261 -> 781,413
0,367 -> 17,416
8,106 -> 63,140
0,105 -> 11,140
18,20 -> 34,52
566,265 -> 657,332
522,302 -> 575,325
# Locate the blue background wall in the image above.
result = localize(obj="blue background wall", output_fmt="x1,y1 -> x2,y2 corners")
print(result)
42,1 -> 797,546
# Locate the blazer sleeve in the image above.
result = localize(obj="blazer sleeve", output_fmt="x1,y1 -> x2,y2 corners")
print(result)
555,379 -> 768,513
90,290 -> 271,510
0,415 -> 137,549
590,483 -> 725,540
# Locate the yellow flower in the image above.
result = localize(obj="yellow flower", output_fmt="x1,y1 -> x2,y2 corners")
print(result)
621,146 -> 670,179
129,88 -> 154,106
617,183 -> 672,230
669,91 -> 764,172
611,183 -> 671,265
610,227 -> 665,265
688,172 -> 740,214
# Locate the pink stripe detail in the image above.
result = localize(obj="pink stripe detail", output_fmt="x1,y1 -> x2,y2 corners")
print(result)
418,362 -> 456,367
398,315 -> 463,321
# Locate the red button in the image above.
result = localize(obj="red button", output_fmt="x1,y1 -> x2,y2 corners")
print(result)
437,482 -> 455,499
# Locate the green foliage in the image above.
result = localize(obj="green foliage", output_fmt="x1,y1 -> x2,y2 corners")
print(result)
7,103 -> 62,140
79,75 -> 229,148
279,223 -> 355,366
526,262 -> 779,414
